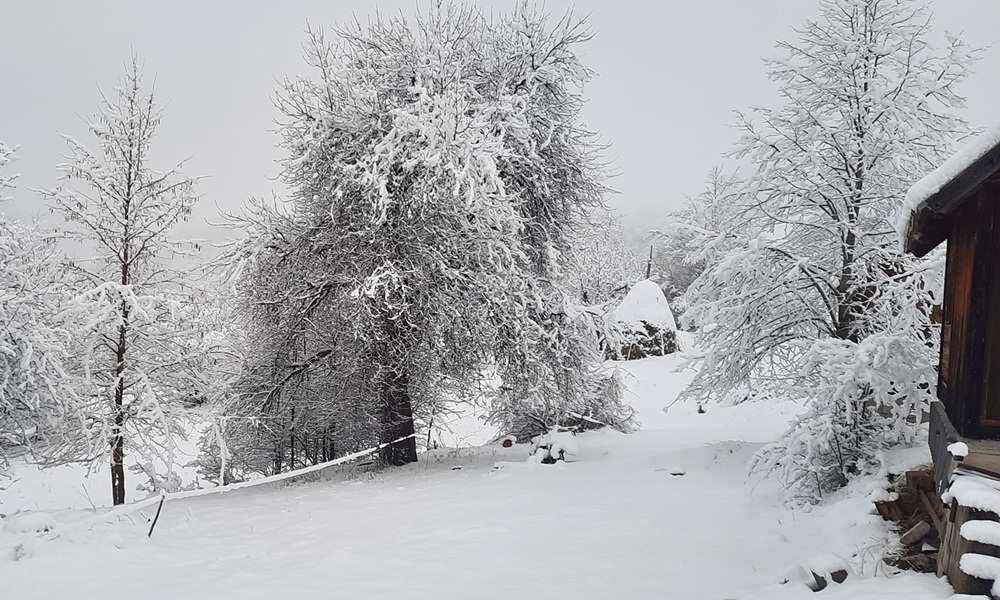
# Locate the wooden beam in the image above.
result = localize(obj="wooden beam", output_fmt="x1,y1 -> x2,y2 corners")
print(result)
930,402 -> 961,496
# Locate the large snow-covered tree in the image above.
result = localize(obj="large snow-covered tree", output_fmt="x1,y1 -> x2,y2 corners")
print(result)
43,58 -> 210,505
221,3 -> 628,474
681,0 -> 977,502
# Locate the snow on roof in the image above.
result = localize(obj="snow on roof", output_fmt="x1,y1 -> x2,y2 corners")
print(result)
611,279 -> 677,331
898,123 -> 1000,245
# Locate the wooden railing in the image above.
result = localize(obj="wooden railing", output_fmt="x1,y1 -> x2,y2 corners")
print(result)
930,401 -> 962,497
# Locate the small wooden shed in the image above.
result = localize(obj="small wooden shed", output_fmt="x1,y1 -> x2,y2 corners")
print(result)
905,131 -> 1000,467
904,127 -> 1000,595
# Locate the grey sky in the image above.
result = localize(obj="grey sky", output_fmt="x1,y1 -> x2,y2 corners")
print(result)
2,1 -> 999,246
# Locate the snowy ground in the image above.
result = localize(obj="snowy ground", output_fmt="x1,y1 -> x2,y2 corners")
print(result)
0,354 -> 963,599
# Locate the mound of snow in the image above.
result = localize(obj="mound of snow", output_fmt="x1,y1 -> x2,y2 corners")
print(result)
2,511 -> 55,535
612,280 -> 676,332
530,428 -> 579,463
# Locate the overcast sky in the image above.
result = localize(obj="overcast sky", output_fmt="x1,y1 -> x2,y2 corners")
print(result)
2,1 -> 999,246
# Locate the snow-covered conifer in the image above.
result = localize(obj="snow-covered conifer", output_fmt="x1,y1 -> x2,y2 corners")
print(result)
42,58 -> 211,505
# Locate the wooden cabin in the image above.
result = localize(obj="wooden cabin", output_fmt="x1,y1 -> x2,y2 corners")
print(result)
904,129 -> 1000,595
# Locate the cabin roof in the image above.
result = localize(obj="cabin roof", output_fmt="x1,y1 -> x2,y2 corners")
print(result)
903,125 -> 1000,257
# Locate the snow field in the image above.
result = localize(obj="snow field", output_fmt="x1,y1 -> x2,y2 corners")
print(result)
0,355 -> 957,599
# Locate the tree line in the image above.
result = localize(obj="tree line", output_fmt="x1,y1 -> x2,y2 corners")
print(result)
1,0 -> 980,508
1,5 -> 638,504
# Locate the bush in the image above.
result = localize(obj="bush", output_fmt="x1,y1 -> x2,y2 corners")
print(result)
749,334 -> 935,506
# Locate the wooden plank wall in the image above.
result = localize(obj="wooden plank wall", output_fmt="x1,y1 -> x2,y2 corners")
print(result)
944,194 -> 994,438
983,193 -> 1000,429
940,502 -> 998,595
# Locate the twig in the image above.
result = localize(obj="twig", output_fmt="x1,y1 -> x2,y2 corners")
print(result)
79,484 -> 97,511
147,495 -> 165,538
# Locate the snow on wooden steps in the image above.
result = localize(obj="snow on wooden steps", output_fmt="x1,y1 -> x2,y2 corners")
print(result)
963,521 -> 1000,547
951,442 -> 972,460
961,553 -> 1000,596
945,475 -> 1000,515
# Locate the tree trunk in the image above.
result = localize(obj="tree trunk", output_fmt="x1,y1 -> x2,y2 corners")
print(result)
274,440 -> 282,475
379,371 -> 417,466
110,300 -> 130,506
110,423 -> 126,505
289,404 -> 296,470
836,228 -> 859,343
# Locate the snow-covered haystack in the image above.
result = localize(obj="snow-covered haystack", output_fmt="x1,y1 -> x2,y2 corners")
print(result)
607,280 -> 678,360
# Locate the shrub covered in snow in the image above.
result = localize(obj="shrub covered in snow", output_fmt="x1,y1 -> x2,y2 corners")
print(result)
750,333 -> 936,505
501,367 -> 632,443
612,321 -> 678,360
131,456 -> 199,496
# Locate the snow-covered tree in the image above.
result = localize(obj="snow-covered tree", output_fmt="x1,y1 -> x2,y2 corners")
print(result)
210,200 -> 379,479
749,264 -> 943,503
681,0 -> 977,502
0,140 -> 16,193
0,217 -> 83,460
43,58 -> 210,505
566,211 -> 644,306
222,3 -> 629,474
0,143 -> 84,470
650,167 -> 742,307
